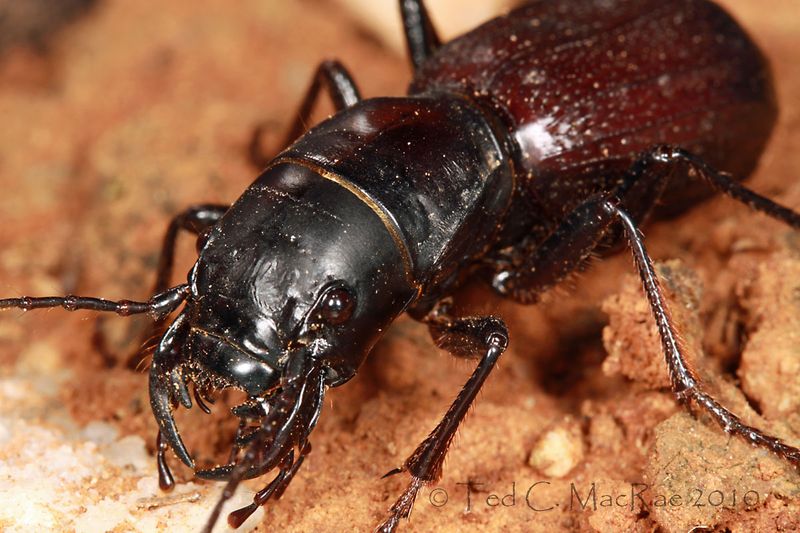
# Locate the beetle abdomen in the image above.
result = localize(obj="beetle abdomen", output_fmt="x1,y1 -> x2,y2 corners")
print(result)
411,0 -> 776,220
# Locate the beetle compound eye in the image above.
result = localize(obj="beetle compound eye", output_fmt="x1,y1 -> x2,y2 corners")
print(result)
318,287 -> 355,325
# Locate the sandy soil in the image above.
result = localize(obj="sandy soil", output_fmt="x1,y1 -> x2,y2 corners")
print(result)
1,1 -> 799,532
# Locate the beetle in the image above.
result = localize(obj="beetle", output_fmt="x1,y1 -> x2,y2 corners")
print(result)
1,0 -> 799,531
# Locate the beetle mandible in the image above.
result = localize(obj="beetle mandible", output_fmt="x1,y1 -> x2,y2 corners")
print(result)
2,0 -> 799,531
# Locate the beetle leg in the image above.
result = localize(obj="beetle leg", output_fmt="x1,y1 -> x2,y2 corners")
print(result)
399,0 -> 441,72
152,204 -> 229,294
493,143 -> 800,303
491,194 -> 618,303
605,201 -> 800,465
377,302 -> 508,533
495,195 -> 800,467
249,59 -> 362,168
122,204 -> 228,371
625,145 -> 800,228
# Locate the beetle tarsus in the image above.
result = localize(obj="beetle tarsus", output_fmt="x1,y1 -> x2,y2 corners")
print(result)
375,476 -> 424,533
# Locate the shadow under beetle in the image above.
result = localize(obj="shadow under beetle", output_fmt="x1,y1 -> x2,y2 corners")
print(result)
3,0 -> 800,531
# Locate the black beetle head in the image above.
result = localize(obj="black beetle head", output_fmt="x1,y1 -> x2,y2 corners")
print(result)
188,162 -> 416,384
149,162 -> 417,469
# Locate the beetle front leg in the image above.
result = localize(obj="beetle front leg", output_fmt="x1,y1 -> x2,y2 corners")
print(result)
118,204 -> 228,369
125,204 -> 226,491
377,301 -> 508,532
249,59 -> 362,168
152,204 -> 229,294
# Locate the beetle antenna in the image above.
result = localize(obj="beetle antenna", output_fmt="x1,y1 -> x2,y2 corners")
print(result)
0,284 -> 190,321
